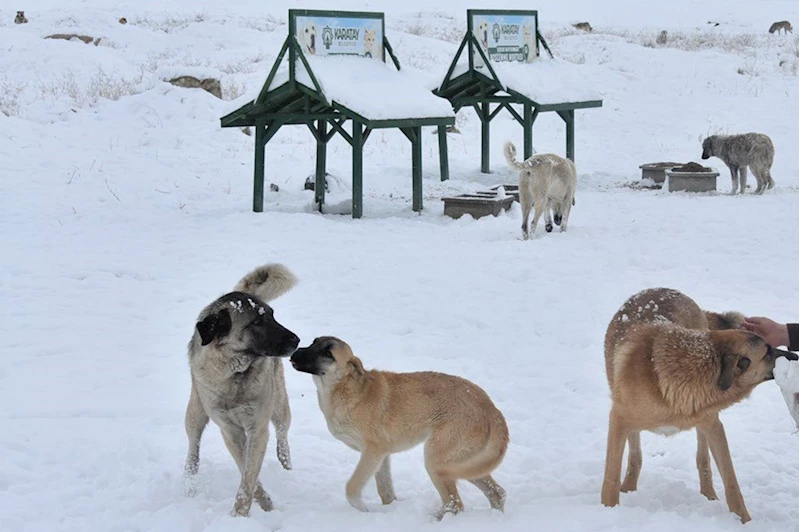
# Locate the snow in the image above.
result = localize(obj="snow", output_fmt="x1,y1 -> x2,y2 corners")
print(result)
446,57 -> 603,105
303,56 -> 453,120
4,1 -> 799,531
774,359 -> 799,431
261,56 -> 453,120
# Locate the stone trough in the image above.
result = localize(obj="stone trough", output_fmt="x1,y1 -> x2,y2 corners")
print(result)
666,163 -> 719,192
442,193 -> 514,219
639,162 -> 682,185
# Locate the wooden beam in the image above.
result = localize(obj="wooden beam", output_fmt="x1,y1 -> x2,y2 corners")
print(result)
315,120 -> 327,209
352,121 -> 364,219
438,125 -> 449,182
253,125 -> 266,213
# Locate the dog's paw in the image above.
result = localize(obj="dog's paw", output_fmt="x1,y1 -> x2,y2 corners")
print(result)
347,496 -> 369,512
554,214 -> 562,226
231,490 -> 253,517
545,223 -> 553,233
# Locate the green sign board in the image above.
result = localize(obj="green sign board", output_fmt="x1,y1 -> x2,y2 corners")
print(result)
468,9 -> 539,67
290,10 -> 385,61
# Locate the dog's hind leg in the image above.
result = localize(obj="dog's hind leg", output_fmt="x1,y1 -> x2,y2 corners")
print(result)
425,434 -> 465,519
184,382 -> 209,477
601,410 -> 630,508
696,428 -> 718,500
751,164 -> 769,194
698,415 -> 750,523
560,197 -> 573,232
346,447 -> 388,512
519,178 -> 534,240
221,425 -> 274,516
544,202 -> 554,233
375,455 -> 397,505
620,431 -> 642,493
469,476 -> 506,511
528,199 -> 546,239
271,364 -> 292,470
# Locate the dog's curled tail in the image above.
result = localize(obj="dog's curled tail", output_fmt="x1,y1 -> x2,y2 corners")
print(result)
234,263 -> 298,303
704,310 -> 745,330
503,141 -> 526,171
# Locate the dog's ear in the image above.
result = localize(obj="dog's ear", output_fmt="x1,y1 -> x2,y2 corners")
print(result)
348,356 -> 365,376
196,309 -> 232,346
717,353 -> 737,391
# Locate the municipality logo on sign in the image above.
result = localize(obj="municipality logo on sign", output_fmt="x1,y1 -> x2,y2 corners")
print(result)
322,26 -> 333,49
492,23 -> 500,43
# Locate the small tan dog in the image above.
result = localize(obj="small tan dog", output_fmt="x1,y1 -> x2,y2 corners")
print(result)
290,336 -> 509,518
602,287 -> 797,523
504,141 -> 576,240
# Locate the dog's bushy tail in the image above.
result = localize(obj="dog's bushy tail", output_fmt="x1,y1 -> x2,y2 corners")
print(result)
704,310 -> 745,330
234,263 -> 297,302
503,141 -> 527,171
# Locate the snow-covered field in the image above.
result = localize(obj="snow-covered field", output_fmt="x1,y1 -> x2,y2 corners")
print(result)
3,1 -> 799,530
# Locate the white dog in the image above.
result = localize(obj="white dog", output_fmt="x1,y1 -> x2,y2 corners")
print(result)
504,142 -> 576,240
299,23 -> 317,55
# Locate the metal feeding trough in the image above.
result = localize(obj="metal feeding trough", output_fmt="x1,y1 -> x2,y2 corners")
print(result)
442,193 -> 515,219
666,163 -> 719,192
639,162 -> 683,184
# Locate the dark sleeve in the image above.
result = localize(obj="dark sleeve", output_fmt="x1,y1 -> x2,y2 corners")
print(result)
789,324 -> 799,351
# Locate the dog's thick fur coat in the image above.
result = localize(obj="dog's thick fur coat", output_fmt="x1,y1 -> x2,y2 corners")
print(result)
701,133 -> 775,194
184,264 -> 300,517
504,141 -> 576,240
602,287 -> 796,523
291,337 -> 509,518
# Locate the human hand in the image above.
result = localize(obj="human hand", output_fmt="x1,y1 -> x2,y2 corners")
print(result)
742,317 -> 790,347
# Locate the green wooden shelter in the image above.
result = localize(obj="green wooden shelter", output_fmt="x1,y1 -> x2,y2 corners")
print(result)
221,9 -> 455,218
435,9 -> 602,172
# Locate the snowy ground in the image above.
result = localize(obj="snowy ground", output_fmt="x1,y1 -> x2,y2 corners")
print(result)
3,1 -> 799,531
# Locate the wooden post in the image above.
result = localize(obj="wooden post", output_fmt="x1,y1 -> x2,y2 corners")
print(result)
412,126 -> 423,212
352,121 -> 363,219
523,103 -> 533,160
253,124 -> 266,213
481,101 -> 490,173
558,109 -> 575,162
315,119 -> 327,210
437,125 -> 449,182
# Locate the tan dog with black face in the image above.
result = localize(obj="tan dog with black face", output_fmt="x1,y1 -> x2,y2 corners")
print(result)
290,337 -> 509,519
602,288 -> 797,523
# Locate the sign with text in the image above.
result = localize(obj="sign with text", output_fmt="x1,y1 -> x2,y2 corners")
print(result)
293,13 -> 384,61
469,10 -> 538,68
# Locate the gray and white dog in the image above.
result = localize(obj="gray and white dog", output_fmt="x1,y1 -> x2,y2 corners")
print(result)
183,264 -> 299,517
701,133 -> 775,194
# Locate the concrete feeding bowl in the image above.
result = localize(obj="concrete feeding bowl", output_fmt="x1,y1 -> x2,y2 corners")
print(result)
666,163 -> 719,192
639,162 -> 682,184
442,193 -> 514,219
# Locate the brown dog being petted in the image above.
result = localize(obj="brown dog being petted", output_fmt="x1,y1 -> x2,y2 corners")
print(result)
601,287 -> 797,523
291,336 -> 509,519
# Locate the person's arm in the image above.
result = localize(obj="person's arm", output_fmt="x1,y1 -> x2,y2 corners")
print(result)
788,324 -> 799,351
742,317 -> 790,348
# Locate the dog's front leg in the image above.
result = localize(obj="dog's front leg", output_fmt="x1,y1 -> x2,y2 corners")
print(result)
601,410 -> 629,508
375,455 -> 397,505
727,164 -> 739,195
699,416 -> 750,523
346,448 -> 387,512
232,426 -> 270,517
184,383 -> 209,478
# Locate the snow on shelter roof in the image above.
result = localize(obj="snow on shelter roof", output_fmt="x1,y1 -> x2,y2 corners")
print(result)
265,56 -> 454,121
446,55 -> 602,106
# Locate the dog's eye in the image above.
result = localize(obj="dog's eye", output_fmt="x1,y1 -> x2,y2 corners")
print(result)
737,357 -> 751,371
322,349 -> 335,359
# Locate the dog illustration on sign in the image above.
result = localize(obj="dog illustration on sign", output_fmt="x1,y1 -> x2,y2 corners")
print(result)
523,25 -> 536,62
300,23 -> 317,55
363,29 -> 377,58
